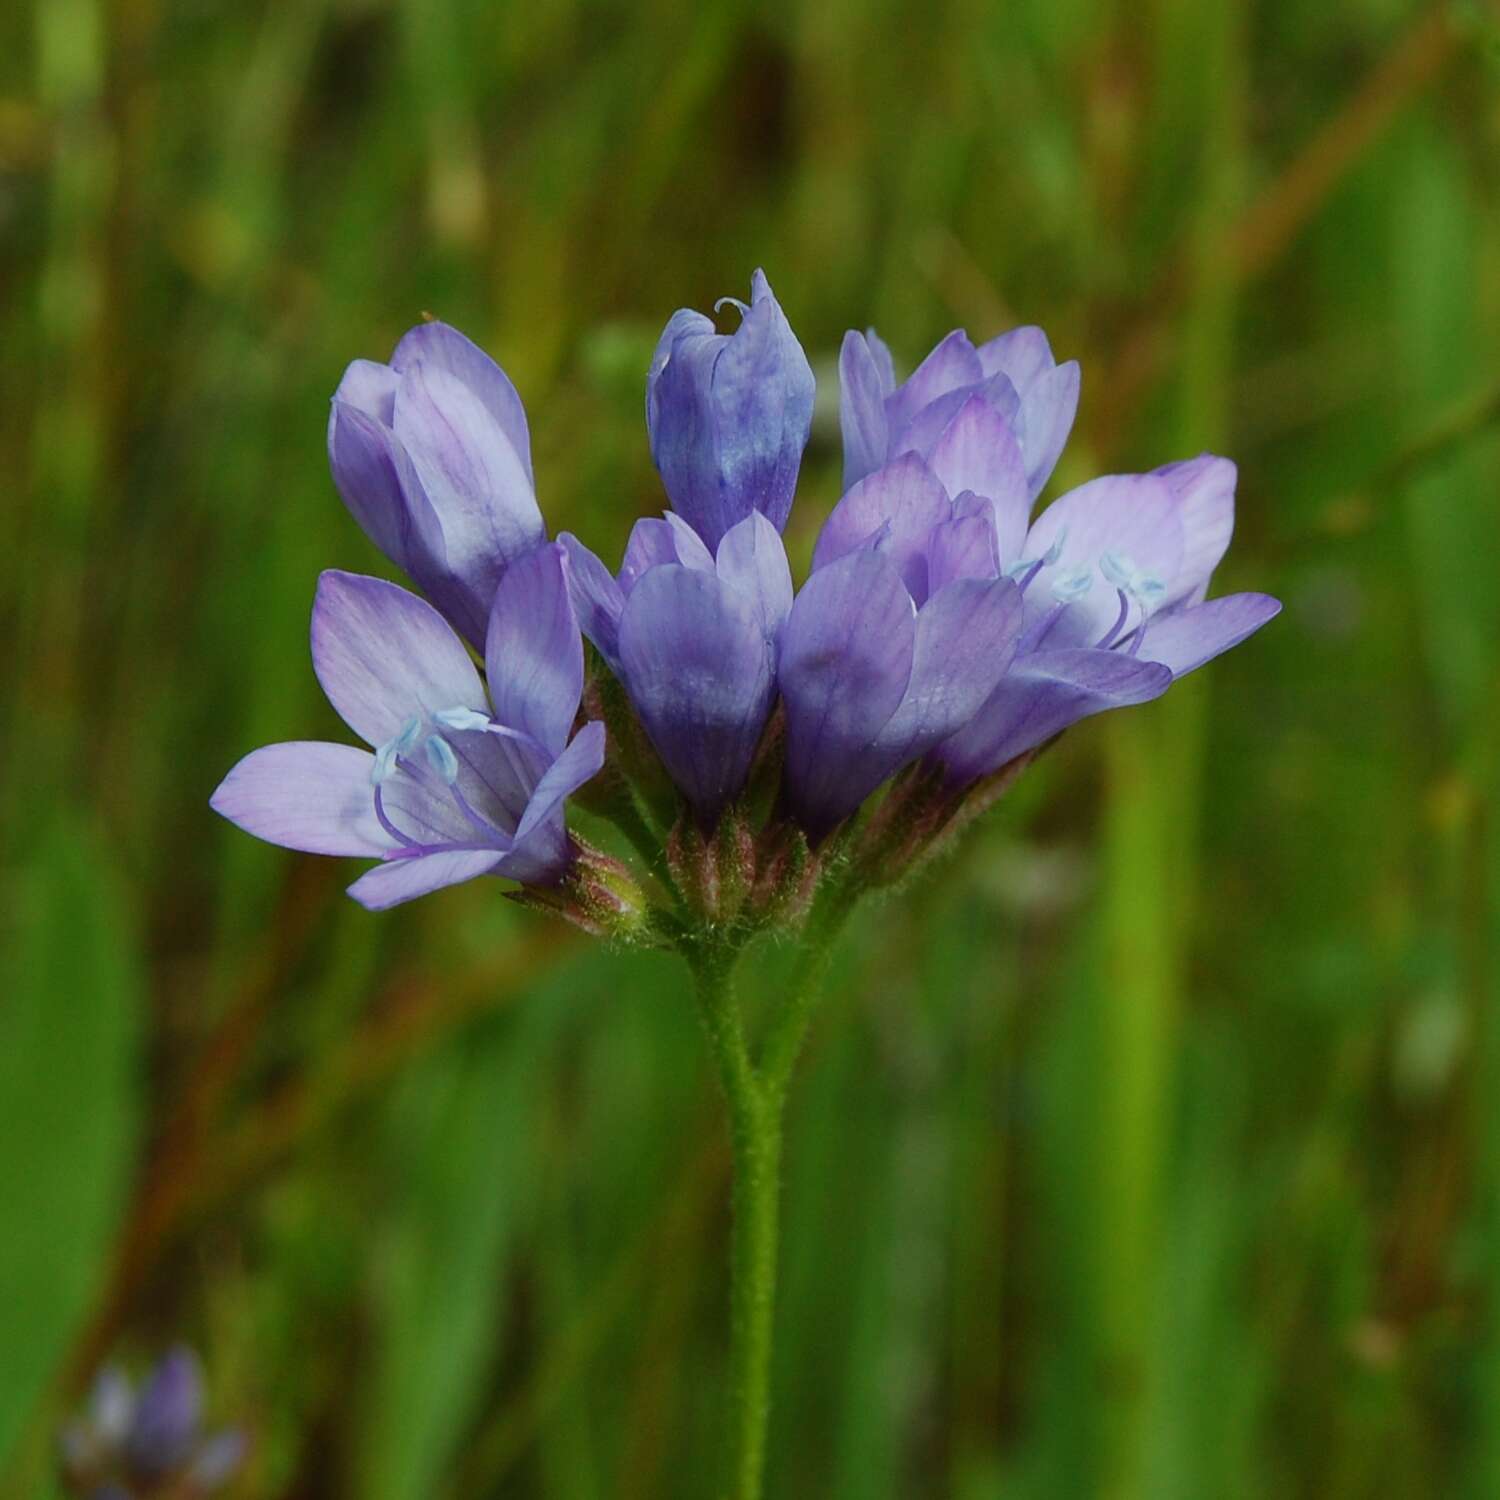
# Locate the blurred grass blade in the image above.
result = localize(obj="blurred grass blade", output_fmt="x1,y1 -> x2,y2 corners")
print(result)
356,1008 -> 547,1500
0,818 -> 143,1471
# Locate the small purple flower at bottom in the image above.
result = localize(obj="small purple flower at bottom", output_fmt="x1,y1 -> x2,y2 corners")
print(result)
932,456 -> 1281,783
561,510 -> 791,825
212,543 -> 605,909
59,1348 -> 248,1498
777,449 -> 1024,843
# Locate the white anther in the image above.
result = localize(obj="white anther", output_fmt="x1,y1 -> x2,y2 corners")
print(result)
1098,551 -> 1137,589
370,744 -> 396,786
1132,574 -> 1166,607
424,735 -> 459,784
433,705 -> 492,732
1041,527 -> 1068,566
1050,566 -> 1094,604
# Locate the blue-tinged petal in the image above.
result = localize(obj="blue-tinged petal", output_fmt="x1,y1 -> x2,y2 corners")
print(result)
1016,360 -> 1079,499
127,1349 -> 201,1477
1153,454 -> 1237,607
620,517 -> 683,592
326,401 -> 441,581
559,532 -> 626,667
647,307 -> 715,407
211,742 -> 390,856
926,508 -> 1000,593
779,549 -> 917,837
798,577 -> 1022,838
501,720 -> 607,884
311,570 -> 487,747
663,511 -> 717,571
892,372 -> 1022,467
976,325 -> 1056,390
934,647 -> 1173,784
618,566 -> 775,819
333,357 -> 398,425
925,395 -> 1029,564
884,330 -> 984,441
484,542 -> 583,758
1138,592 -> 1280,676
390,321 -> 534,485
875,577 -> 1022,762
864,327 -> 897,394
392,361 -> 545,612
811,451 -> 951,602
715,510 -> 793,643
346,850 -> 504,910
839,330 -> 892,489
620,515 -> 711,592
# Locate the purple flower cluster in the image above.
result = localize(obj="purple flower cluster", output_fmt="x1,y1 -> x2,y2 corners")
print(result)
60,1348 -> 247,1499
213,271 -> 1278,909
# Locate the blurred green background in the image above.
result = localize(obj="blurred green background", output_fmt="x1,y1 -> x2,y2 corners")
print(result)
4,0 -> 1499,1495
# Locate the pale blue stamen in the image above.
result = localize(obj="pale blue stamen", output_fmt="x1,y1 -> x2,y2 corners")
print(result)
1042,527 -> 1068,566
714,295 -> 751,320
1128,613 -> 1153,657
1050,566 -> 1093,604
371,742 -> 398,786
1098,588 -> 1132,649
371,714 -> 424,786
433,705 -> 492,732
1099,551 -> 1137,590
424,734 -> 459,784
373,784 -> 417,847
1133,574 -> 1166,606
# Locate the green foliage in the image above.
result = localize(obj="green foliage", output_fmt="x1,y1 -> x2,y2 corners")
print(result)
2,0 -> 1498,1495
357,1009 -> 549,1500
0,821 -> 142,1471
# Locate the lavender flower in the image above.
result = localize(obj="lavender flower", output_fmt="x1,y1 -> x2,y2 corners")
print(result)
212,543 -> 604,909
778,438 -> 1024,841
60,1349 -> 247,1499
933,455 -> 1281,783
328,321 -> 545,649
840,323 -> 1080,502
561,511 -> 791,824
646,269 -> 816,550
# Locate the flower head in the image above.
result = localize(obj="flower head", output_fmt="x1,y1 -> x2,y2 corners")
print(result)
646,269 -> 816,550
212,543 -> 604,908
328,321 -> 546,649
840,323 -> 1080,502
561,510 -> 790,825
60,1348 -> 248,1499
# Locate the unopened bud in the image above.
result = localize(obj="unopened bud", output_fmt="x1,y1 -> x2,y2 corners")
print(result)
510,837 -> 655,943
747,821 -> 816,928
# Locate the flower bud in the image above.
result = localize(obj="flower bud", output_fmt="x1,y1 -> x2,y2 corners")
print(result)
646,270 -> 815,550
510,837 -> 654,943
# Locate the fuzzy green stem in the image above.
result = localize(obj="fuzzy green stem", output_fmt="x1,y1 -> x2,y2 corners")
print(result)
686,872 -> 863,1499
689,941 -> 780,1500
758,872 -> 862,1102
